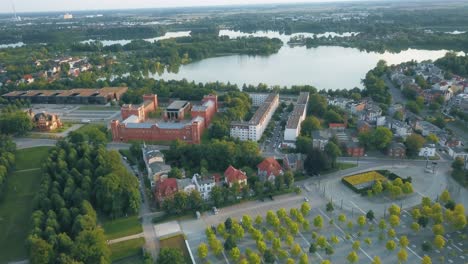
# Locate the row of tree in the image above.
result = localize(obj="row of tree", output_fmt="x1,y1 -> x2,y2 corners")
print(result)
0,136 -> 16,195
28,140 -> 140,263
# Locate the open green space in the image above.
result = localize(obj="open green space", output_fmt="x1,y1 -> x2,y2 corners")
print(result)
110,237 -> 145,262
0,146 -> 51,263
159,234 -> 190,258
113,254 -> 145,264
102,215 -> 143,240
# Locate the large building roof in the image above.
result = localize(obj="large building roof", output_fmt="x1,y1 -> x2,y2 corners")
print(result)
286,105 -> 306,129
224,165 -> 247,183
2,87 -> 128,98
297,92 -> 310,105
166,100 -> 190,111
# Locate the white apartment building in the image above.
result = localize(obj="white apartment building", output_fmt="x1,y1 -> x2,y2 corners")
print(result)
230,93 -> 279,141
191,174 -> 216,200
249,93 -> 272,107
284,92 -> 309,145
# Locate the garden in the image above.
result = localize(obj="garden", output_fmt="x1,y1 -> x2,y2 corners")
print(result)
342,170 -> 414,198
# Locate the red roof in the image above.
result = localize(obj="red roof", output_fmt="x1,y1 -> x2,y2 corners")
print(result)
224,165 -> 247,184
329,123 -> 346,128
23,74 -> 33,80
257,157 -> 283,177
155,178 -> 178,202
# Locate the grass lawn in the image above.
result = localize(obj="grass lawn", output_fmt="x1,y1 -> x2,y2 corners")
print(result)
48,122 -> 73,133
0,147 -> 51,263
102,216 -> 143,240
343,171 -> 387,186
110,237 -> 145,262
159,234 -> 190,258
113,254 -> 144,264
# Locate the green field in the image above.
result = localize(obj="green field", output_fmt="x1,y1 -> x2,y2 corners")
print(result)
110,237 -> 145,262
0,147 -> 52,263
113,254 -> 145,264
102,215 -> 143,240
159,234 -> 190,258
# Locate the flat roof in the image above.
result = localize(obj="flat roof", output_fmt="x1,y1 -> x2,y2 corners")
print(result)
2,87 -> 128,98
166,100 -> 189,111
297,92 -> 309,105
248,93 -> 278,125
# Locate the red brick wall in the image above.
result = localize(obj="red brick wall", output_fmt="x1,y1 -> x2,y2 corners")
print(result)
347,147 -> 364,157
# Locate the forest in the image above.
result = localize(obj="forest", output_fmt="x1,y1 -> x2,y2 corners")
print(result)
27,140 -> 140,263
0,136 -> 16,196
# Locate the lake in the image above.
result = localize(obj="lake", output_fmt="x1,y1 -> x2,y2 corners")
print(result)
0,42 -> 25,49
147,30 -> 459,90
80,31 -> 191,46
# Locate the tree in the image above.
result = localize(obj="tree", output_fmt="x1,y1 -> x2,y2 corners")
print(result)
299,253 -> 308,264
28,236 -> 53,264
421,255 -> 432,264
301,116 -> 321,136
324,141 -> 341,167
421,241 -> 432,252
256,240 -> 267,253
168,167 -> 183,179
308,93 -> 327,117
305,148 -> 331,174
388,204 -> 401,216
224,235 -> 237,251
352,241 -> 361,250
330,235 -> 340,245
338,214 -> 347,223
157,248 -> 185,264
301,202 -> 311,216
313,215 -> 323,229
321,260 -> 332,264
389,215 -> 400,227
418,216 -> 429,228
309,243 -> 317,253
316,236 -> 328,248
433,235 -> 445,249
398,249 -> 408,263
400,236 -> 409,248
372,180 -> 383,194
432,224 -> 444,236
325,245 -> 335,257
387,228 -> 396,238
263,249 -> 275,264
284,171 -> 294,188
366,210 -> 375,221
210,186 -> 224,207
272,237 -> 281,251
386,240 -> 397,251
291,243 -> 302,256
364,237 -> 372,245
372,127 -> 393,150
248,252 -> 261,264
198,243 -> 208,260
440,190 -> 451,203
372,256 -> 382,264
378,219 -> 387,230
347,251 -> 359,263
230,247 -> 241,261
357,216 -> 366,228
405,134 -> 426,156
286,258 -> 295,264
255,215 -> 263,225
326,202 -> 334,212
411,222 -> 420,232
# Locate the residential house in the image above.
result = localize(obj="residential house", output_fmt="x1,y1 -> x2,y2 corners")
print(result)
283,153 -> 304,172
418,144 -> 437,157
177,178 -> 196,193
329,123 -> 346,130
447,147 -> 468,160
142,146 -> 170,182
257,157 -> 284,182
415,121 -> 442,136
155,178 -> 178,206
357,120 -> 371,133
345,140 -> 365,157
22,74 -> 34,84
312,130 -> 331,151
387,142 -> 406,158
224,165 -> 247,187
191,174 -> 217,200
387,119 -> 412,138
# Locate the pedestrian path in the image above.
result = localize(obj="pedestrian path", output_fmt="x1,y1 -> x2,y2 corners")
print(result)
107,232 -> 144,245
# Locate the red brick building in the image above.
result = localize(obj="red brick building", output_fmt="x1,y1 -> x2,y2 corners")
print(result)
387,142 -> 406,158
121,94 -> 158,121
155,178 -> 178,206
346,142 -> 365,157
27,109 -> 62,132
111,94 -> 217,144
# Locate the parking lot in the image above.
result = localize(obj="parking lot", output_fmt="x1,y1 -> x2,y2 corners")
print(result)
29,104 -> 120,124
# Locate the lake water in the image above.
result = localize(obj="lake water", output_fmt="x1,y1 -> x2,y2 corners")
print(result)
80,31 -> 191,46
147,29 -> 459,90
219,29 -> 359,43
0,42 -> 25,49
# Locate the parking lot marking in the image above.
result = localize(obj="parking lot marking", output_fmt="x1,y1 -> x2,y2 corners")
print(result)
394,237 -> 422,260
442,236 -> 463,252
349,201 -> 366,214
448,259 -> 453,263
460,256 -> 465,259
318,208 -> 373,261
298,226 -> 323,260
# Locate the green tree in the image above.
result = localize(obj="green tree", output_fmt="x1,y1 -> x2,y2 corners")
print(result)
198,243 -> 208,260
256,240 -> 267,253
433,235 -> 445,249
210,186 -> 224,207
389,215 -> 400,227
372,180 -> 383,194
372,127 -> 393,150
372,256 -> 382,264
299,253 -> 308,264
352,240 -> 361,250
263,249 -> 275,264
301,116 -> 321,136
157,248 -> 185,264
301,202 -> 311,216
230,247 -> 241,261
399,236 -> 409,248
411,222 -> 420,232
347,251 -> 359,263
313,215 -> 324,229
357,215 -> 366,228
432,224 -> 444,236
398,249 -> 408,263
28,236 -> 53,264
421,255 -> 432,264
326,202 -> 334,212
386,240 -> 397,251
309,243 -> 317,253
324,141 -> 342,167
168,167 -> 183,179
366,210 -> 375,221
224,235 -> 237,251
338,214 -> 347,223
291,243 -> 302,256
389,204 -> 401,216
440,190 -> 451,203
405,134 -> 426,156
387,228 -> 396,238
255,215 -> 263,225
272,237 -> 281,251
316,235 -> 328,248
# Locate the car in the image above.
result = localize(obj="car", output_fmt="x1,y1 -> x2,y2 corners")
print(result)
304,197 -> 309,202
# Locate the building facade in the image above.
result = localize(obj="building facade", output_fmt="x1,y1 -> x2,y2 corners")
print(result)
111,94 -> 217,144
284,92 -> 309,145
230,93 -> 279,141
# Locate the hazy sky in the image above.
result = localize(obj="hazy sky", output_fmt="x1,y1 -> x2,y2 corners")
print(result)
1,0 -> 356,13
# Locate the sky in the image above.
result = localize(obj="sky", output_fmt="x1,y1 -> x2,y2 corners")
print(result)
1,0 -> 357,14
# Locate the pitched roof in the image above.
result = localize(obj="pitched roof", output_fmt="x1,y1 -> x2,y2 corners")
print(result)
329,123 -> 346,128
224,165 -> 247,183
257,157 -> 283,177
155,178 -> 178,201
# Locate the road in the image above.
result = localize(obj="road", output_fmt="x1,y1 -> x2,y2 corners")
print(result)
384,75 -> 407,105
119,154 -> 160,261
